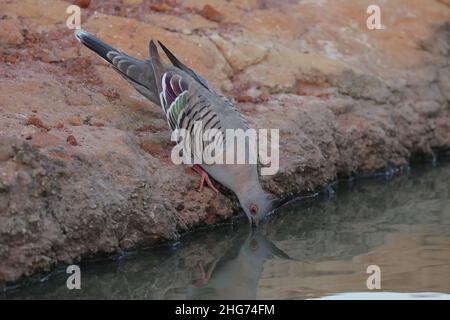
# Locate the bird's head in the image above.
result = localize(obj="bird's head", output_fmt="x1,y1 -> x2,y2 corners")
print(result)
238,190 -> 278,227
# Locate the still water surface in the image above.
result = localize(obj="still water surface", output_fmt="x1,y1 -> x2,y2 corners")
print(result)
3,162 -> 450,299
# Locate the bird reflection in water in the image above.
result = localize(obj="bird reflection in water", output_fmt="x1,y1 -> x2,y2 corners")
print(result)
187,230 -> 293,300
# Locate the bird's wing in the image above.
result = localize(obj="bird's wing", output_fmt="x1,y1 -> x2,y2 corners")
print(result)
108,52 -> 158,104
155,40 -> 252,165
159,71 -> 223,137
152,40 -> 249,136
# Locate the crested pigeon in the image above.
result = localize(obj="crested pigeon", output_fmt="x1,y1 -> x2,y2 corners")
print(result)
74,29 -> 279,226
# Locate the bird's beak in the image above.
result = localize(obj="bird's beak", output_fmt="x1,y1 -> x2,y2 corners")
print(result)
247,214 -> 259,228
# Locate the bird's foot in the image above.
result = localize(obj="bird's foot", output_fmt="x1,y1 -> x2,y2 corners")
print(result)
192,164 -> 219,194
194,259 -> 218,288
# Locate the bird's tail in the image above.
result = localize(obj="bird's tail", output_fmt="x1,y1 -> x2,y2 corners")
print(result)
74,29 -> 160,105
74,29 -> 117,63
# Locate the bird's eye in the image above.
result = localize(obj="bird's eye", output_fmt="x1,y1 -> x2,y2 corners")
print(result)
250,204 -> 258,215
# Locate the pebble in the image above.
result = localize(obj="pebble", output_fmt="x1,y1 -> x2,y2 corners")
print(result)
25,115 -> 50,131
67,135 -> 78,146
68,115 -> 82,126
202,4 -> 224,23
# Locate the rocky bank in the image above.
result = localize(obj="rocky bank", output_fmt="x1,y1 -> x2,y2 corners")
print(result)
0,0 -> 449,285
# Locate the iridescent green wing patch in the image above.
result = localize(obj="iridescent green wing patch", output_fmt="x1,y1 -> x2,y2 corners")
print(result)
167,90 -> 188,130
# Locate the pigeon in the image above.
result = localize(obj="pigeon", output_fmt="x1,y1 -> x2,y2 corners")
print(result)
74,29 -> 280,226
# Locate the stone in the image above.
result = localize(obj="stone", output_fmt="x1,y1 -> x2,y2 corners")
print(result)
202,4 -> 224,23
25,115 -> 50,131
68,116 -> 82,126
67,135 -> 78,146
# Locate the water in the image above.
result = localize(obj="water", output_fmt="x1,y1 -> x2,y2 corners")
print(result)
3,162 -> 450,299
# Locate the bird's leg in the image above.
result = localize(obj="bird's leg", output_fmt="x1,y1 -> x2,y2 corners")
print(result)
205,258 -> 218,280
194,259 -> 219,288
195,261 -> 207,287
192,164 -> 219,194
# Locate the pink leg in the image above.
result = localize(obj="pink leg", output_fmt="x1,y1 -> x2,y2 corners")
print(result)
192,164 -> 219,194
194,259 -> 218,288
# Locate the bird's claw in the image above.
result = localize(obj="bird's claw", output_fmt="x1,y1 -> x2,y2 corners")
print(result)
192,165 -> 219,194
